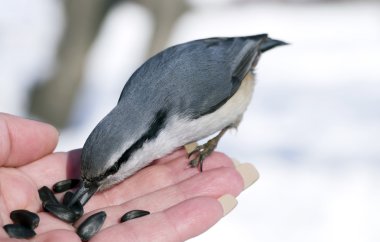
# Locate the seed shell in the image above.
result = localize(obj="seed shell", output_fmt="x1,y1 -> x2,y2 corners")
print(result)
38,186 -> 59,205
71,200 -> 84,219
3,224 -> 36,239
10,209 -> 40,229
76,211 -> 107,241
120,210 -> 150,222
43,202 -> 78,223
53,179 -> 80,193
62,191 -> 74,206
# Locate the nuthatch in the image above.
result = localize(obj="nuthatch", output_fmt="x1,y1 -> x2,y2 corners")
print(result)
69,34 -> 287,206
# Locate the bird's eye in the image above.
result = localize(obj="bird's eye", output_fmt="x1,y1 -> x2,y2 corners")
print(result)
108,164 -> 119,174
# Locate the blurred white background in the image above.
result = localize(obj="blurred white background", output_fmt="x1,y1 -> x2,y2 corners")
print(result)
1,0 -> 379,241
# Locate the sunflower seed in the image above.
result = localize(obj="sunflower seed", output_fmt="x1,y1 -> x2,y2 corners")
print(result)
38,186 -> 59,205
76,211 -> 106,241
62,191 -> 74,206
53,179 -> 80,193
70,200 -> 84,219
120,210 -> 150,222
10,210 -> 40,230
43,202 -> 78,223
3,224 -> 36,239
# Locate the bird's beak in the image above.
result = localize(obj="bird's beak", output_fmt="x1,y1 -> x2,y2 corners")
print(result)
67,181 -> 98,207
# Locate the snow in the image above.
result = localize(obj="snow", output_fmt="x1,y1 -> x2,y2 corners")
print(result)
1,1 -> 379,241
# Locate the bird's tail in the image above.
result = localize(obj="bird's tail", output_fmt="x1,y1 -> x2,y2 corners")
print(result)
240,34 -> 288,52
260,36 -> 288,52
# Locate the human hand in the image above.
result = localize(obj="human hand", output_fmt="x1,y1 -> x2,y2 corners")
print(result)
0,113 -> 259,241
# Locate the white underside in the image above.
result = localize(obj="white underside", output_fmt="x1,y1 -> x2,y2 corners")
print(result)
102,72 -> 256,189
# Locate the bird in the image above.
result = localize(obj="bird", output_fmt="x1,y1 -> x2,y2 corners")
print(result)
68,34 -> 287,206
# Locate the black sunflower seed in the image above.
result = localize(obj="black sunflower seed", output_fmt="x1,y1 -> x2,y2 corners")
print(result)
70,200 -> 84,220
62,191 -> 74,206
38,186 -> 59,205
43,202 -> 78,223
120,210 -> 150,223
76,211 -> 107,241
3,224 -> 36,239
10,209 -> 40,230
53,179 -> 80,193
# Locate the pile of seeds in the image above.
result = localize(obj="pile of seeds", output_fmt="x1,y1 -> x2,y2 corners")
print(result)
2,178 -> 150,241
3,210 -> 39,239
39,185 -> 84,223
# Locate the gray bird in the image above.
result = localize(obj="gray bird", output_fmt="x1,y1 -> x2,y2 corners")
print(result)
69,34 -> 287,206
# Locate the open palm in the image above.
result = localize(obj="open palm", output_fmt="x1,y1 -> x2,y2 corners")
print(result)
0,113 -> 257,242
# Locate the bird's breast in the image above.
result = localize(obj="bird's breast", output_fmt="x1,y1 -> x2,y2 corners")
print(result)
113,72 -> 256,182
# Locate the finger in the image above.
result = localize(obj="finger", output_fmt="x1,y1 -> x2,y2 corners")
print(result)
34,212 -> 74,234
151,148 -> 187,165
0,168 -> 41,212
19,149 -> 81,189
0,113 -> 59,167
90,196 -> 232,242
86,152 -> 234,209
0,226 -> 9,240
17,150 -> 231,212
35,229 -> 81,242
0,150 -> 80,212
5,150 -> 82,212
76,166 -> 245,228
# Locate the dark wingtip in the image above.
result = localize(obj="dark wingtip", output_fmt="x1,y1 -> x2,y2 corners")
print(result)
260,38 -> 289,52
238,34 -> 288,52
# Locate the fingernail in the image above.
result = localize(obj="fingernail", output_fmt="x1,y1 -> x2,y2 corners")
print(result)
184,142 -> 198,154
218,194 -> 237,216
231,158 -> 240,167
236,163 -> 259,189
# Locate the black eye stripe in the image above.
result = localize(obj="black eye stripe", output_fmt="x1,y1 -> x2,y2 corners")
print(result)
89,109 -> 168,183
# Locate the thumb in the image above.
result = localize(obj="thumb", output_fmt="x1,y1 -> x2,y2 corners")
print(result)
0,113 -> 59,167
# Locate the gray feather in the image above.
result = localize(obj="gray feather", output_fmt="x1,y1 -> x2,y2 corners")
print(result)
118,34 -> 273,118
81,34 -> 286,183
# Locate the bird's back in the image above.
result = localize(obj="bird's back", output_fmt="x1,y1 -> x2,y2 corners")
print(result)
118,34 -> 274,119
81,34 -> 285,185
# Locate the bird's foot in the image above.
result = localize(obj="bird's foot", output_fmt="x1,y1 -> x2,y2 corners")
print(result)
188,138 -> 219,172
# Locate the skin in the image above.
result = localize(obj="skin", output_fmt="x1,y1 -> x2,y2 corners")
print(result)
0,113 -> 245,242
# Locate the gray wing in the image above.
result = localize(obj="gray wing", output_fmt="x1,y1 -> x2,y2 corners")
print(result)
81,34 -> 287,180
118,34 -> 281,119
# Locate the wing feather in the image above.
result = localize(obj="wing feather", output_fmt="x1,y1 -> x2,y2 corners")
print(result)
118,35 -> 270,119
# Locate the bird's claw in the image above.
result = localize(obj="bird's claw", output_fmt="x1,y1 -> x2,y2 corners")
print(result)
187,145 -> 204,159
187,140 -> 217,172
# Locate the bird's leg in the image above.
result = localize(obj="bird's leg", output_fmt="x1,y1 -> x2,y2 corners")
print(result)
188,126 -> 231,172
